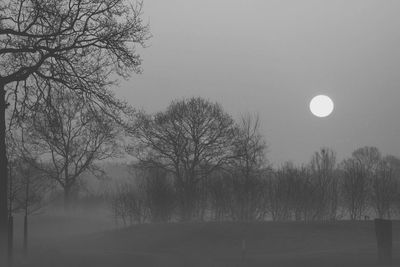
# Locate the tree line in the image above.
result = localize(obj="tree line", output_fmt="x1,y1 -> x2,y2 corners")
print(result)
8,95 -> 400,226
109,98 -> 400,225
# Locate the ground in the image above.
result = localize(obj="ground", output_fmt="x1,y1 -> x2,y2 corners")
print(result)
9,213 -> 400,267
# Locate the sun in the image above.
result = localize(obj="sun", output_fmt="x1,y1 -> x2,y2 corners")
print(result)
309,95 -> 334,117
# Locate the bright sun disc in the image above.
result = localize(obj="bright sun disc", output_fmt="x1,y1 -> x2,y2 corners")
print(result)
309,95 -> 334,117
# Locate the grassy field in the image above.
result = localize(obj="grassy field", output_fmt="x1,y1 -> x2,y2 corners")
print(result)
11,215 -> 400,267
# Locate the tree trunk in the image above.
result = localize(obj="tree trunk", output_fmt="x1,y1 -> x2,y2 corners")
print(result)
64,186 -> 72,211
24,180 -> 29,256
23,215 -> 28,256
64,166 -> 72,211
8,216 -> 13,266
180,182 -> 196,221
0,83 -> 9,266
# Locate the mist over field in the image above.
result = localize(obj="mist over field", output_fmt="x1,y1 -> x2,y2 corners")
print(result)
2,0 -> 400,266
5,158 -> 399,266
10,209 -> 400,267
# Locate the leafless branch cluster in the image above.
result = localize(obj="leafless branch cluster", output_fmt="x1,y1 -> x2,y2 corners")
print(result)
129,97 -> 239,220
0,0 -> 149,262
13,88 -> 122,208
125,97 -> 269,221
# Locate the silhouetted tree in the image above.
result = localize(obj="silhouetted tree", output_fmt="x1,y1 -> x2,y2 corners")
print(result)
5,131 -> 51,258
17,89 -> 121,209
208,170 -> 233,221
349,147 -> 386,218
111,182 -> 148,226
133,165 -> 176,223
384,155 -> 400,214
371,158 -> 397,219
309,148 -> 339,220
266,165 -> 294,221
0,0 -> 149,261
130,97 -> 236,220
341,158 -> 369,220
270,163 -> 314,221
11,157 -> 48,256
230,114 -> 268,221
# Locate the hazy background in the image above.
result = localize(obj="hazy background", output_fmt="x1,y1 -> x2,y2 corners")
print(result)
116,0 -> 400,165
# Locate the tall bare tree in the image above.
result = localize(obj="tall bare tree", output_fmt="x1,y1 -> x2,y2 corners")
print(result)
372,158 -> 397,219
266,165 -> 294,221
208,170 -> 233,221
130,97 -> 236,220
341,158 -> 369,220
0,0 -> 148,259
111,182 -> 148,226
17,88 -> 121,209
384,155 -> 400,214
131,165 -> 176,223
230,114 -> 268,221
349,147 -> 384,218
6,133 -> 49,257
309,148 -> 339,220
11,157 -> 48,256
266,163 -> 314,221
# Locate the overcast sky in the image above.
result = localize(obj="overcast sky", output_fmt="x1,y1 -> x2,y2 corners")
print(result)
116,0 -> 400,165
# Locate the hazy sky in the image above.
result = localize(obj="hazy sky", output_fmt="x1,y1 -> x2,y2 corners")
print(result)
116,0 -> 400,165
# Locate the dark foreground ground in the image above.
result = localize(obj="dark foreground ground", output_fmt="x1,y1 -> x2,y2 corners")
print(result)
10,214 -> 400,267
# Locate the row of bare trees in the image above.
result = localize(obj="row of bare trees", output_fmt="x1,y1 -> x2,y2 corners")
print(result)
109,96 -> 399,223
111,168 -> 175,226
111,145 -> 400,224
8,92 -> 398,226
341,147 -> 400,220
5,91 -> 400,227
107,96 -> 398,223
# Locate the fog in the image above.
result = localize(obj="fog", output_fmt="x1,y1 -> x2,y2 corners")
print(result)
10,205 -> 400,266
3,1 -> 400,266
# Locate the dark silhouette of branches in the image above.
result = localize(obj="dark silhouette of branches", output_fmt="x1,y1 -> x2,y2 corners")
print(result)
341,158 -> 369,220
0,1 -> 149,261
129,97 -> 236,220
16,87 -> 122,209
229,113 -> 268,221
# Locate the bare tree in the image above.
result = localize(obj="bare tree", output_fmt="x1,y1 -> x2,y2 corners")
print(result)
17,89 -> 121,209
130,97 -> 236,220
371,158 -> 397,219
11,157 -> 48,256
309,148 -> 339,220
133,165 -> 176,223
349,147 -> 385,218
384,155 -> 400,214
0,0 -> 149,260
230,114 -> 268,221
111,182 -> 148,226
5,129 -> 51,260
266,165 -> 294,221
268,163 -> 314,221
341,158 -> 369,220
208,170 -> 233,221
